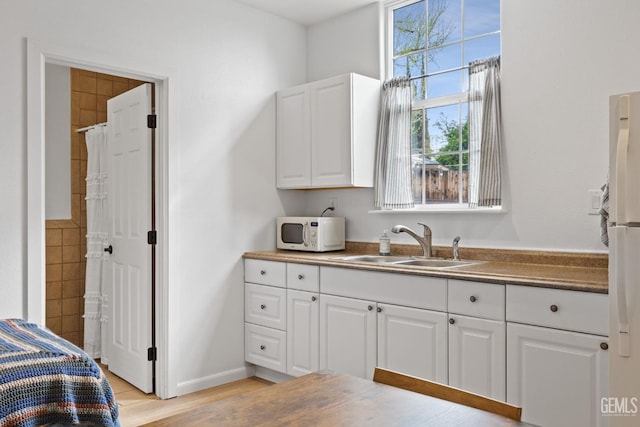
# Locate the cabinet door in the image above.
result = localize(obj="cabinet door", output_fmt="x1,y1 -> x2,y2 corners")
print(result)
287,290 -> 319,377
310,75 -> 351,187
377,303 -> 448,383
319,294 -> 376,379
276,85 -> 310,188
448,315 -> 505,401
507,323 -> 609,427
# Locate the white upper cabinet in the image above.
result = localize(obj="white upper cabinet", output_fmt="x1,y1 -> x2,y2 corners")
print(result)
276,85 -> 311,188
276,73 -> 380,189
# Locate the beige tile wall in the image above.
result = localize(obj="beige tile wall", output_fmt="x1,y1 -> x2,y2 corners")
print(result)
45,68 -> 145,347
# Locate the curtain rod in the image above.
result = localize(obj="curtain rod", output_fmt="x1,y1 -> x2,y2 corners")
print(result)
76,122 -> 107,133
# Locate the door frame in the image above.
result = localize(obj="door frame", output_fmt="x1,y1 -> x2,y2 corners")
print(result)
26,38 -> 178,398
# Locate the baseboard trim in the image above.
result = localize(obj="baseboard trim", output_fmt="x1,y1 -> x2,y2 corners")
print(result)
254,366 -> 293,383
176,366 -> 253,396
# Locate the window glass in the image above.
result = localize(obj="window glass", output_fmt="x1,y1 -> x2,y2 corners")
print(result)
426,69 -> 464,98
388,0 -> 500,206
464,0 -> 500,38
463,33 -> 501,65
393,1 -> 426,56
429,0 -> 461,45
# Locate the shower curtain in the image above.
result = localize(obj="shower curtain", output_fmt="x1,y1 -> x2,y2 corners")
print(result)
83,125 -> 109,359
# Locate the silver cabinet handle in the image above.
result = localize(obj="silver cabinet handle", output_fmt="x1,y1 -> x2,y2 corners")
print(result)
311,296 -> 317,302
377,307 -> 382,313
550,304 -> 558,313
469,295 -> 477,303
260,270 -> 266,276
368,305 -> 374,311
298,274 -> 304,280
449,318 -> 455,325
260,304 -> 266,310
260,345 -> 265,350
601,342 -> 609,350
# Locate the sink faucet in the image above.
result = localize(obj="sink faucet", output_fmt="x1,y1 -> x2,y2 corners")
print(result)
391,223 -> 432,258
452,236 -> 461,261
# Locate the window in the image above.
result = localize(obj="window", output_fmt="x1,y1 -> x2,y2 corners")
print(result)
386,0 -> 501,206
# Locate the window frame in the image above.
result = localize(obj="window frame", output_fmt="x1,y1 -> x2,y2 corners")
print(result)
383,0 -> 502,212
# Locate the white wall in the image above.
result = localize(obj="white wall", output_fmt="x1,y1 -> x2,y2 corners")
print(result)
2,0 -> 305,394
303,0 -> 640,253
45,63 -> 71,220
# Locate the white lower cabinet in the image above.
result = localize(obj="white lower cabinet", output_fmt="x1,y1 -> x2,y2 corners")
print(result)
377,303 -> 448,383
447,279 -> 506,401
245,259 -> 608,421
319,294 -> 377,379
318,296 -> 448,382
507,323 -> 609,427
286,289 -> 319,377
506,284 -> 609,427
448,314 -> 505,400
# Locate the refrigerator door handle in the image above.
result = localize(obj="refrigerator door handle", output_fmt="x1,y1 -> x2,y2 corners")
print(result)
613,95 -> 631,356
615,227 -> 631,357
615,95 -> 630,224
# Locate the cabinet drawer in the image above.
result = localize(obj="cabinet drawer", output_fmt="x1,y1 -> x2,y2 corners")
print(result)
245,283 -> 287,330
287,263 -> 319,292
245,259 -> 286,287
506,285 -> 608,336
245,323 -> 286,373
448,280 -> 505,320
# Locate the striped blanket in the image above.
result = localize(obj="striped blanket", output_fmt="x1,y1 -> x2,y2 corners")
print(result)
0,319 -> 119,427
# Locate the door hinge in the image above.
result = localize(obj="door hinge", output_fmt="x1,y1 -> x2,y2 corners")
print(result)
147,114 -> 157,129
147,347 -> 157,361
147,230 -> 157,245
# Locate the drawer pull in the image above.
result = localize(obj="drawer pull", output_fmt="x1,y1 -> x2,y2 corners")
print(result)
260,345 -> 265,351
260,304 -> 266,310
377,307 -> 382,313
260,270 -> 266,276
469,295 -> 477,303
368,305 -> 374,311
311,296 -> 317,302
449,318 -> 455,325
298,274 -> 304,280
550,304 -> 558,313
601,342 -> 609,350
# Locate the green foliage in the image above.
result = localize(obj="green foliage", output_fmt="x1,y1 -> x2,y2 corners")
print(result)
434,116 -> 468,169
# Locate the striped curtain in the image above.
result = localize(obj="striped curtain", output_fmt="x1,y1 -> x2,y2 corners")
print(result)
468,56 -> 502,207
83,126 -> 109,359
374,77 -> 414,209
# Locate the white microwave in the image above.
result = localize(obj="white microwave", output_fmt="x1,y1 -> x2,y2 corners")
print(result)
277,217 -> 345,252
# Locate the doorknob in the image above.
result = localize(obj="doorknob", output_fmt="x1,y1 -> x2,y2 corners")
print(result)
104,245 -> 113,254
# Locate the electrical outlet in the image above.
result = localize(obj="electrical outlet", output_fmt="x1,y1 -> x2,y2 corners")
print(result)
328,198 -> 338,209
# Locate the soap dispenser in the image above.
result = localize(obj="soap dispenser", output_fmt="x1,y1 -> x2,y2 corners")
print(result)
379,230 -> 391,256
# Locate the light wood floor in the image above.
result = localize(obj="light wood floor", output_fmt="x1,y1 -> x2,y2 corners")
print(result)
102,365 -> 272,426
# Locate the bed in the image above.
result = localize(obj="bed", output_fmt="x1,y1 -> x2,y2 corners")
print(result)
0,319 -> 119,427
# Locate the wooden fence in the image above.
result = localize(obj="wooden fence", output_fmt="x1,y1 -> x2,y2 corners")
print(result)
412,167 -> 468,203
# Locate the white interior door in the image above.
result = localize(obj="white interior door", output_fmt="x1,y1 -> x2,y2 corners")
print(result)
106,83 -> 154,393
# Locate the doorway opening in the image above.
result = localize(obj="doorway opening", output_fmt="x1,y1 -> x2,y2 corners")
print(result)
27,39 -> 177,398
45,67 -> 150,350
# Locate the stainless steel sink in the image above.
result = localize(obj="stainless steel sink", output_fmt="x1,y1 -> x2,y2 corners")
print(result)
332,255 -> 483,269
394,259 -> 480,268
332,255 -> 415,264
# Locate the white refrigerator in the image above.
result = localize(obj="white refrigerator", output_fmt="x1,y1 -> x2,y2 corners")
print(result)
609,92 -> 640,426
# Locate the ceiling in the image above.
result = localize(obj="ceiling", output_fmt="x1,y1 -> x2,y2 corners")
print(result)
235,0 -> 380,26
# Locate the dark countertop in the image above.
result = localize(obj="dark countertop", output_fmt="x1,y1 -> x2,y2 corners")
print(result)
243,247 -> 608,294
